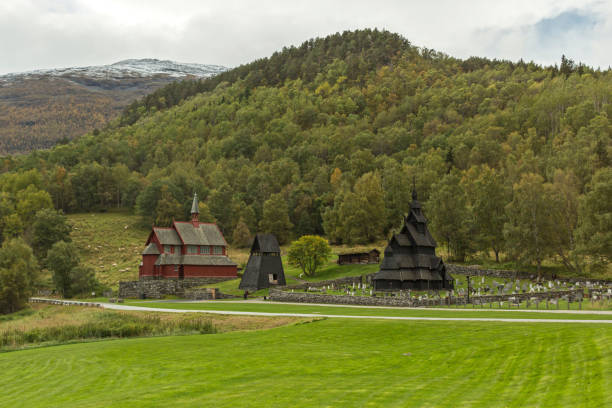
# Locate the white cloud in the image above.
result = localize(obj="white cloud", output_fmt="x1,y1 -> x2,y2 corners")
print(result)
1,0 -> 611,74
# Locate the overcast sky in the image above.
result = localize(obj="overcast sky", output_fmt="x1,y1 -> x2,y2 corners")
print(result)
2,0 -> 611,74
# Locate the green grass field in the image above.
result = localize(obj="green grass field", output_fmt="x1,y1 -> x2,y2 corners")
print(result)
125,301 -> 612,320
0,317 -> 610,407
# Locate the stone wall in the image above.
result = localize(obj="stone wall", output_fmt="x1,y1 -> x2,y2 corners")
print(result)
446,264 -> 611,283
285,274 -> 374,290
283,265 -> 608,294
119,277 -> 233,299
269,289 -> 582,308
184,288 -> 238,300
446,264 -> 527,280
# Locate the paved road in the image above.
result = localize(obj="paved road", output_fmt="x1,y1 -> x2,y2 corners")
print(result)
30,298 -> 612,324
148,299 -> 612,315
103,303 -> 612,324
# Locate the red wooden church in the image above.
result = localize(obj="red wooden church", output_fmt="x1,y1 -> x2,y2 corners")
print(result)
138,193 -> 237,280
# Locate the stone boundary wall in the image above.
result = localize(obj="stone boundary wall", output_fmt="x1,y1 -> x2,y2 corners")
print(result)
283,265 -> 609,293
446,264 -> 611,283
184,288 -> 238,300
30,298 -> 102,308
119,277 -> 233,299
447,264 -> 527,280
269,289 -> 582,308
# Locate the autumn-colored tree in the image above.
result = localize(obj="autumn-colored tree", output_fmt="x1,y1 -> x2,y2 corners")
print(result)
232,218 -> 252,248
576,168 -> 612,274
47,241 -> 98,298
47,241 -> 80,298
504,173 -> 556,280
154,186 -> 183,227
260,193 -> 293,244
462,165 -> 510,262
29,209 -> 72,263
0,238 -> 39,314
427,173 -> 472,261
288,235 -> 332,277
548,170 -> 584,275
197,202 -> 216,223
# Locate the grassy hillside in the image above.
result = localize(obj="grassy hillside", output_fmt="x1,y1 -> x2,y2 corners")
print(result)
68,212 -> 148,286
68,211 -> 383,290
1,318 -> 609,407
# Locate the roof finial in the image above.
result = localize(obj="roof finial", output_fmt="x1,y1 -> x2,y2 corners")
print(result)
190,192 -> 199,223
412,176 -> 417,200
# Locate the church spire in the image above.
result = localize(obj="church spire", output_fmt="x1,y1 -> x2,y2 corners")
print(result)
411,176 -> 418,200
190,192 -> 199,223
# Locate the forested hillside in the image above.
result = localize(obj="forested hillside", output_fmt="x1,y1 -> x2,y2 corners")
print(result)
1,29 -> 610,277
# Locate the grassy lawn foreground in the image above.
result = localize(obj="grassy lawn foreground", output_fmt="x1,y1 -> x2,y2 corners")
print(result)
125,301 -> 612,320
0,318 -> 610,407
0,304 -> 311,351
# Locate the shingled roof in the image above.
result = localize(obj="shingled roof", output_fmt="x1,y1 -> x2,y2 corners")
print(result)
142,243 -> 160,255
153,228 -> 182,245
252,233 -> 281,253
239,233 -> 286,290
373,188 -> 453,290
173,222 -> 227,246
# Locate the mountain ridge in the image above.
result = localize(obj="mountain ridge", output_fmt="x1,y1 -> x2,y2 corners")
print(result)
0,58 -> 227,82
0,58 -> 227,154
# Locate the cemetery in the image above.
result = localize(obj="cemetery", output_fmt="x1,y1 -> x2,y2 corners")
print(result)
271,277 -> 609,310
264,187 -> 612,310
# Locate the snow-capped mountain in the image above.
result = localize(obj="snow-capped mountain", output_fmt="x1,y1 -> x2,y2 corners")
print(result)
0,59 -> 227,154
0,58 -> 227,83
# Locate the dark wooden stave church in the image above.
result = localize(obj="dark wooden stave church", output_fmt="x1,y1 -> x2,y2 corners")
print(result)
373,190 -> 453,291
239,233 -> 286,291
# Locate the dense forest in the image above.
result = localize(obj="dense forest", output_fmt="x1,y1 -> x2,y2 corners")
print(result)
0,29 -> 610,277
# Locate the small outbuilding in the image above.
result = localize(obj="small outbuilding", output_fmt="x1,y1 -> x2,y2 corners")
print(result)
239,233 -> 286,291
337,249 -> 380,265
